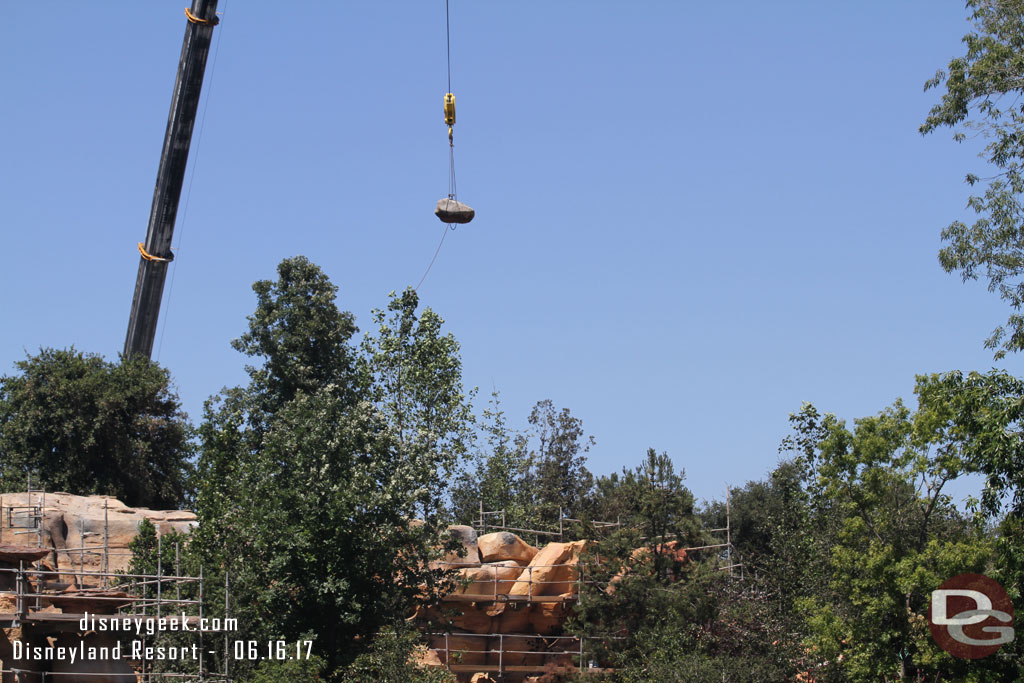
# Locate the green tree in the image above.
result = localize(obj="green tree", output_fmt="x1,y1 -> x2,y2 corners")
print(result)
337,627 -> 455,683
233,255 -> 358,415
192,259 -> 471,679
0,348 -> 193,508
448,392 -> 532,525
126,519 -> 201,678
783,393 -> 1012,682
914,369 -> 1024,676
922,0 -> 1024,358
582,454 -> 826,681
245,655 -> 327,683
526,399 -> 595,526
914,369 -> 1024,517
358,288 -> 475,523
448,398 -> 594,533
701,460 -> 825,613
572,450 -> 703,669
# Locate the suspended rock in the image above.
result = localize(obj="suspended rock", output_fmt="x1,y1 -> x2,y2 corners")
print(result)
435,198 -> 475,224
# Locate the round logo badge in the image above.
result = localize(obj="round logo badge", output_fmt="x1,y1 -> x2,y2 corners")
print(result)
929,573 -> 1014,659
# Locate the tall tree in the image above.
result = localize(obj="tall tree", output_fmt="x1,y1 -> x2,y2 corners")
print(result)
232,254 -> 358,415
783,393 -> 1013,681
922,0 -> 1024,358
527,399 -> 595,524
358,288 -> 475,523
701,460 -> 824,611
914,368 -> 1024,674
449,398 -> 595,531
571,450 -> 711,675
915,369 -> 1024,517
192,261 -> 470,679
0,348 -> 193,508
448,392 -> 532,525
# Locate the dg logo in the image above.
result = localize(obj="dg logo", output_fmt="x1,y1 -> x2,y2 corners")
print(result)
929,573 -> 1015,658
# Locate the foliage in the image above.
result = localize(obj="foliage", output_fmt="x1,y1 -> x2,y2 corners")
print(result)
573,451 -> 804,681
914,369 -> 1024,517
586,449 -> 699,551
358,287 -> 475,523
448,397 -> 594,533
127,517 -> 192,580
337,627 -> 455,683
192,259 -> 471,679
781,390 -> 1014,682
922,0 -> 1024,358
126,518 -> 203,678
0,347 -> 193,508
244,655 -> 327,683
914,369 -> 1024,675
527,399 -> 595,524
586,576 -> 802,682
702,460 -> 827,614
571,450 -> 702,664
448,392 -> 533,525
232,255 -> 358,415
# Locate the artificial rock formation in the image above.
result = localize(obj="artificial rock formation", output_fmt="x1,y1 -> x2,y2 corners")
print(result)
509,541 -> 587,598
424,532 -> 592,682
455,561 -> 524,597
440,525 -> 481,567
0,492 -> 196,579
0,493 -> 195,683
477,532 -> 537,565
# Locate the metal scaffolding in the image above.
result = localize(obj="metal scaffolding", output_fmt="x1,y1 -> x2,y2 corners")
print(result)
0,486 -> 231,682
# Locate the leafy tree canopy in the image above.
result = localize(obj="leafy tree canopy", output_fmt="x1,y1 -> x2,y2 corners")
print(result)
0,347 -> 193,508
448,392 -> 532,525
192,258 -> 471,678
781,384 -> 1017,681
528,399 -> 595,523
448,397 -> 594,532
232,255 -> 358,416
922,0 -> 1024,357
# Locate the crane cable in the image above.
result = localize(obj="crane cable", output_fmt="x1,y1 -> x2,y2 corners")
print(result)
446,0 -> 452,95
416,0 -> 459,290
445,0 -> 458,203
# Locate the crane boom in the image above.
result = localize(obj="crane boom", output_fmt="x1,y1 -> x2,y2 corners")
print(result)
124,0 -> 219,359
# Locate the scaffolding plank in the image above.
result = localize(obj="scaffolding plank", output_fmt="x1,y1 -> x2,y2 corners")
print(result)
441,593 -> 576,603
445,664 -> 614,674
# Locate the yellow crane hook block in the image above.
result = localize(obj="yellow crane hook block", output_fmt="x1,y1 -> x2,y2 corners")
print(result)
435,197 -> 475,224
444,93 -> 456,126
444,92 -> 456,140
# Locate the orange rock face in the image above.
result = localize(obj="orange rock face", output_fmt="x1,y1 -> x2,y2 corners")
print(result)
443,525 -> 482,567
449,604 -> 497,633
455,561 -> 523,597
0,492 -> 196,580
509,541 -> 587,597
477,532 -> 538,565
428,537 -> 601,680
528,602 -> 568,635
494,604 -> 532,633
411,644 -> 445,669
428,633 -> 489,667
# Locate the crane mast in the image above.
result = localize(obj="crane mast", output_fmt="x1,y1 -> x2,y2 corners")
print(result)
124,0 -> 219,359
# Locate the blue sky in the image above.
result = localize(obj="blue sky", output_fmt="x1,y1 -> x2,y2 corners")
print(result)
2,2 -> 1015,507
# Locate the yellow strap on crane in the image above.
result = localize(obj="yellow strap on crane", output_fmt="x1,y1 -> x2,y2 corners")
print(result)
138,242 -> 171,262
184,7 -> 219,25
